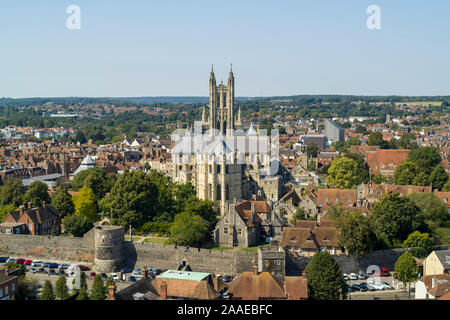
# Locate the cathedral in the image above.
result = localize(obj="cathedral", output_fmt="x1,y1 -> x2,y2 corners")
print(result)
171,66 -> 283,215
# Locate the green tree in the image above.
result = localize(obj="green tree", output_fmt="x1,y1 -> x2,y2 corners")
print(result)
407,192 -> 449,230
183,197 -> 217,225
398,132 -> 416,149
71,167 -> 109,199
370,193 -> 427,248
306,143 -> 319,158
412,171 -> 431,186
76,286 -> 88,300
0,178 -> 25,207
368,131 -> 384,147
41,280 -> 55,300
89,275 -> 106,300
430,164 -> 449,191
326,157 -> 360,188
372,174 -> 387,184
394,251 -> 419,298
332,209 -> 377,258
104,276 -> 114,296
343,152 -> 370,184
72,185 -> 98,223
51,188 -> 74,219
290,207 -> 306,226
23,181 -> 51,207
99,170 -> 158,228
0,204 -> 17,222
62,214 -> 93,237
2,262 -> 26,278
55,275 -> 69,300
403,231 -> 434,250
15,277 -> 38,300
305,251 -> 347,300
169,212 -> 210,247
407,146 -> 441,174
173,182 -> 196,213
443,179 -> 450,192
393,160 -> 420,185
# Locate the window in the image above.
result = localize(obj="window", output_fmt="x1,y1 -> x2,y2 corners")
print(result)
0,288 -> 3,297
224,228 -> 228,235
12,283 -> 15,294
209,165 -> 212,173
237,229 -> 242,235
29,224 -> 32,231
5,286 -> 8,296
276,260 -> 281,265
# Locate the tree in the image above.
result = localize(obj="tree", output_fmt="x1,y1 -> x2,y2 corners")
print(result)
306,143 -> 319,158
398,132 -> 416,149
72,185 -> 98,223
99,170 -> 158,228
51,188 -> 74,219
407,146 -> 441,174
0,178 -> 25,207
62,214 -> 93,237
0,204 -> 17,222
173,182 -> 196,214
89,275 -> 106,300
75,130 -> 87,144
183,197 -> 217,225
394,251 -> 419,298
403,231 -> 434,250
71,167 -> 109,200
430,164 -> 449,191
372,174 -> 387,184
326,157 -> 360,188
393,160 -> 420,185
407,192 -> 449,230
443,179 -> 450,192
368,131 -> 384,147
2,262 -> 26,278
412,171 -> 431,186
23,181 -> 51,207
332,209 -> 377,258
76,286 -> 88,300
41,280 -> 55,300
305,251 -> 347,300
290,207 -> 306,226
370,193 -> 427,248
104,276 -> 114,296
343,152 -> 370,184
169,212 -> 210,247
15,277 -> 38,300
55,275 -> 69,300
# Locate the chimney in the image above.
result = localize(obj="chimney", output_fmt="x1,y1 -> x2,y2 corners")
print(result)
19,205 -> 24,214
432,276 -> 438,288
108,283 -> 116,300
251,203 -> 256,223
5,266 -> 10,276
253,263 -> 258,277
143,266 -> 148,279
28,202 -> 32,209
257,189 -> 262,197
42,201 -> 46,208
160,281 -> 167,300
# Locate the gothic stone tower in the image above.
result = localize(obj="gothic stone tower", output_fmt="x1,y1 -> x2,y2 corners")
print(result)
209,65 -> 236,135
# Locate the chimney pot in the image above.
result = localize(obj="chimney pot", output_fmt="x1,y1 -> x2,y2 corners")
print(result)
253,263 -> 258,277
108,283 -> 116,300
28,202 -> 32,209
160,281 -> 168,300
42,201 -> 46,207
5,266 -> 10,276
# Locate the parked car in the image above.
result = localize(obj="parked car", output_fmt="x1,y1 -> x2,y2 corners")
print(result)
15,258 -> 25,265
349,273 -> 358,280
59,264 -> 69,269
31,261 -> 43,267
154,269 -> 162,276
49,269 -> 56,275
24,259 -> 32,265
101,273 -> 108,280
358,271 -> 367,280
381,282 -> 394,290
78,265 -> 89,271
43,262 -> 52,268
49,263 -> 59,269
132,269 -> 143,278
370,267 -> 390,277
30,267 -> 38,274
0,257 -> 8,263
351,284 -> 362,292
109,273 -> 120,281
223,275 -> 233,283
129,276 -> 137,283
369,281 -> 385,290
6,258 -> 16,263
38,267 -> 46,273
90,272 -> 96,279
345,284 -> 354,292
343,273 -> 349,281
57,269 -> 65,275
359,282 -> 375,291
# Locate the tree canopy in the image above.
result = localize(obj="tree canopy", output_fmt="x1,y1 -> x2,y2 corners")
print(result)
23,181 -> 51,207
326,156 -> 360,188
51,188 -> 75,219
169,212 -> 210,247
72,185 -> 98,223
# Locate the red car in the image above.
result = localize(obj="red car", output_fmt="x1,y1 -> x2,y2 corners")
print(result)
15,259 -> 25,265
90,271 -> 96,279
78,265 -> 90,271
24,259 -> 33,265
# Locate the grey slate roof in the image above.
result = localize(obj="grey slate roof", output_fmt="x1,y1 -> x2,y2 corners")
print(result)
435,250 -> 450,270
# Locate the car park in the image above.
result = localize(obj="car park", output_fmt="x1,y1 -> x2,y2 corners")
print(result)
57,269 -> 65,275
0,257 -> 8,263
343,273 -> 349,281
358,271 -> 366,280
121,267 -> 133,273
30,267 -> 37,274
59,264 -> 69,269
369,281 -> 385,290
359,282 -> 375,291
38,267 -> 46,273
101,273 -> 108,280
49,263 -> 59,269
132,269 -> 143,278
351,284 -> 362,292
6,258 -> 16,263
43,262 -> 52,268
345,284 -> 354,292
48,269 -> 56,275
78,265 -> 89,271
380,282 -> 394,290
15,258 -> 25,265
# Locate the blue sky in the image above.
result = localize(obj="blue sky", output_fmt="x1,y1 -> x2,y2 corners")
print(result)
1,1 -> 449,98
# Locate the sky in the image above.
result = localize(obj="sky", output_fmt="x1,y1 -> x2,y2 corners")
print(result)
1,1 -> 450,98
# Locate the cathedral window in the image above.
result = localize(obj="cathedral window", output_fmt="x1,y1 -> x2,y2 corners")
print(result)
217,185 -> 221,200
224,228 -> 228,235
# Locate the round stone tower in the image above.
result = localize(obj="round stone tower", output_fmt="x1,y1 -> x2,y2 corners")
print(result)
93,220 -> 125,273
